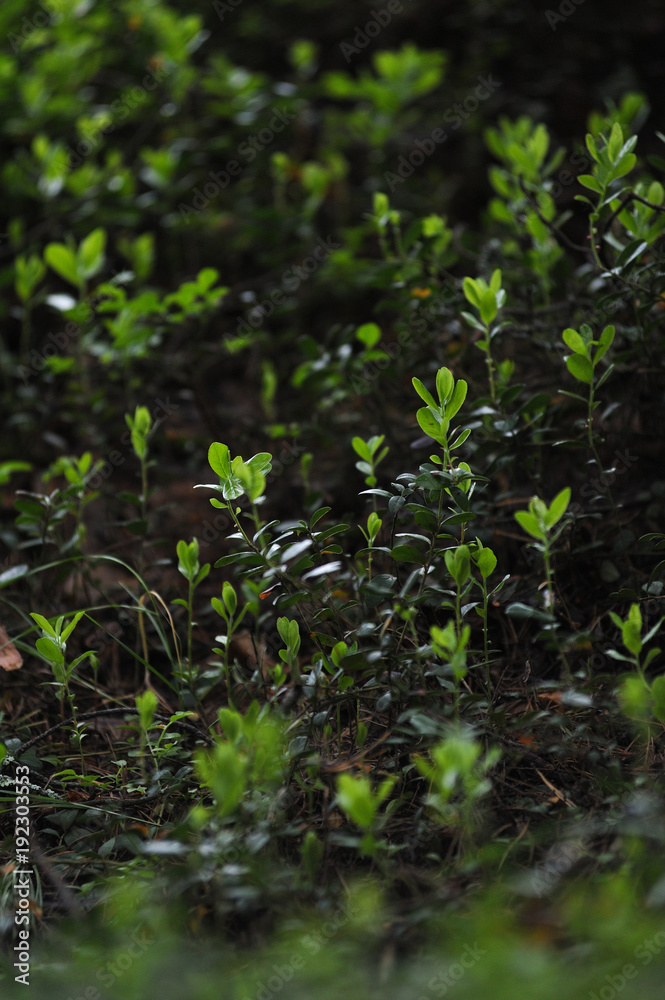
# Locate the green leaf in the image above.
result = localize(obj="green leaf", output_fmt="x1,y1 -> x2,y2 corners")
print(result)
578,175 -> 603,194
136,689 -> 158,731
651,675 -> 665,723
566,354 -> 594,384
594,324 -> 615,363
595,364 -> 615,390
337,773 -> 378,831
450,427 -> 471,450
544,487 -> 571,529
208,442 -> 231,479
351,437 -> 371,461
196,743 -> 246,819
211,597 -> 228,622
77,227 -> 106,279
61,610 -> 84,643
412,377 -> 437,410
36,635 -> 64,665
277,616 -> 300,654
15,254 -> 46,303
618,674 -> 651,720
30,612 -> 57,638
44,243 -> 80,288
562,328 -> 588,357
585,133 -> 599,163
515,511 -> 545,540
435,367 -> 454,405
126,406 -> 151,460
356,323 -> 381,348
234,458 -> 266,502
621,603 -> 643,657
611,155 -> 637,180
607,122 -> 623,164
460,310 -> 486,333
416,406 -> 443,441
445,544 -> 470,586
479,288 -> 498,326
446,379 -> 467,419
222,581 -> 237,617
462,277 -> 482,309
477,548 -> 497,579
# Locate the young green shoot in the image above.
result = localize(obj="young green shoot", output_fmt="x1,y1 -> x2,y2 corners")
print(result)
577,123 -> 638,273
461,269 -> 507,405
430,620 -> 471,719
412,366 -> 469,471
125,405 -> 153,532
174,537 -> 210,693
561,323 -> 615,463
211,582 -> 249,688
352,434 -> 389,492
30,611 -> 97,774
336,771 -> 397,858
514,488 -> 571,612
471,543 -> 503,697
608,604 -> 665,745
276,616 -> 302,686
359,510 -> 382,581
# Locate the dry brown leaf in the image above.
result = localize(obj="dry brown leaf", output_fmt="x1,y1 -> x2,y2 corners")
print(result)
0,625 -> 22,671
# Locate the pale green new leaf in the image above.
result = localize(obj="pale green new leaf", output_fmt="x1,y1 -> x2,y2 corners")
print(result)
416,406 -> 442,441
61,610 -> 84,643
562,328 -> 588,357
594,324 -> 615,363
479,288 -> 498,326
445,378 -> 467,419
515,510 -> 545,540
462,277 -> 482,309
436,367 -> 454,405
489,268 -> 502,293
607,122 -> 623,164
412,377 -> 437,410
44,243 -> 80,288
30,612 -> 57,638
578,175 -> 603,194
208,442 -> 231,479
477,547 -> 497,579
544,487 -> 570,529
36,635 -> 64,665
78,227 -> 107,279
566,354 -> 593,384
